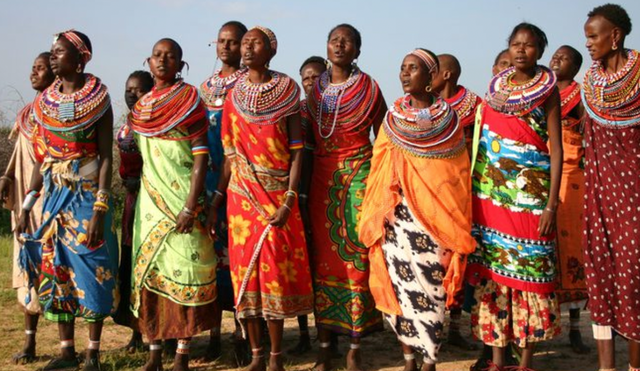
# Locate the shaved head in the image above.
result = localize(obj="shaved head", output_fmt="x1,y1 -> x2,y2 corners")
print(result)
438,54 -> 461,82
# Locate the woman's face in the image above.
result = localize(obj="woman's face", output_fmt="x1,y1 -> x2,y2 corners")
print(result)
509,29 -> 540,72
30,56 -> 54,92
241,29 -> 272,70
584,15 -> 617,61
217,25 -> 243,67
300,62 -> 325,97
549,47 -> 578,80
124,77 -> 149,110
327,26 -> 359,68
399,54 -> 431,96
148,40 -> 183,83
50,37 -> 80,78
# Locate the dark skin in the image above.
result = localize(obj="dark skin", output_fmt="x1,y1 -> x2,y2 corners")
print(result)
142,39 -> 208,371
492,51 -> 513,76
16,36 -> 114,368
584,14 -> 640,370
1,55 -> 54,365
485,29 -> 562,371
397,54 -> 440,371
207,23 -> 245,359
207,29 -> 303,371
311,26 -> 386,371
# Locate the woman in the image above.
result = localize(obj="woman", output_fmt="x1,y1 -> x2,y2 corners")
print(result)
17,30 -> 118,371
360,48 -> 475,371
581,4 -> 640,371
548,45 -> 591,355
306,23 -> 386,371
210,26 -> 314,371
129,38 -> 217,371
200,20 -> 248,361
0,51 -> 54,364
112,70 -> 153,353
288,55 -> 327,357
466,23 -> 562,371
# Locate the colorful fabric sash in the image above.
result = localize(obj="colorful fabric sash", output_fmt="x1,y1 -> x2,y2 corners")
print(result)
129,81 -> 206,140
582,49 -> 640,128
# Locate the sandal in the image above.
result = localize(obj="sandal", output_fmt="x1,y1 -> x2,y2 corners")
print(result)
39,356 -> 80,371
12,351 -> 36,365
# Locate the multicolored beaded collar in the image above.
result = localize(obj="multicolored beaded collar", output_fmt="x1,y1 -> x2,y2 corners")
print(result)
486,66 -> 556,117
582,49 -> 640,128
309,67 -> 380,139
14,101 -> 36,140
446,86 -> 480,128
231,71 -> 300,125
384,95 -> 465,159
129,80 -> 206,140
33,74 -> 110,132
559,81 -> 581,127
200,68 -> 247,110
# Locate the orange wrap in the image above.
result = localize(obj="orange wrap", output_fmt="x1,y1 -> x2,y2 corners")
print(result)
360,129 -> 476,309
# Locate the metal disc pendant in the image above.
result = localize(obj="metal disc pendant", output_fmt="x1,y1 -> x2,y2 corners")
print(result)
214,98 -> 223,107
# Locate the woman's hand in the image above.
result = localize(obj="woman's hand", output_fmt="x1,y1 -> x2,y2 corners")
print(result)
206,206 -> 218,240
538,207 -> 556,237
268,205 -> 291,228
0,177 -> 11,202
86,211 -> 106,248
16,210 -> 30,235
176,210 -> 196,234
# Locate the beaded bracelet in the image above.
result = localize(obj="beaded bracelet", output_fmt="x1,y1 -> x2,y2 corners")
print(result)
97,189 -> 110,204
93,201 -> 109,212
289,140 -> 303,151
22,190 -> 41,212
282,204 -> 292,212
182,206 -> 196,217
192,146 -> 209,156
544,207 -> 556,213
285,190 -> 298,199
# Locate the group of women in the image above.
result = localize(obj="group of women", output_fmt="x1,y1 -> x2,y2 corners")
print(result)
0,3 -> 638,371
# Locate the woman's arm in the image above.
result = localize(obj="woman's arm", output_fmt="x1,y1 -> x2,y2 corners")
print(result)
371,92 -> 387,138
539,87 -> 563,237
86,107 -> 114,248
176,118 -> 208,234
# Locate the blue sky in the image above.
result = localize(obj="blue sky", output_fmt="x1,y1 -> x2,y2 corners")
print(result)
0,0 -> 638,126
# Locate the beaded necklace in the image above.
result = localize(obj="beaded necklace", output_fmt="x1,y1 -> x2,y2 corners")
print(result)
559,81 -> 581,128
384,95 -> 465,159
200,67 -> 247,110
486,66 -> 556,117
447,86 -> 480,127
310,67 -> 380,139
582,49 -> 640,128
33,74 -> 110,132
15,102 -> 35,140
231,71 -> 300,125
129,80 -> 206,140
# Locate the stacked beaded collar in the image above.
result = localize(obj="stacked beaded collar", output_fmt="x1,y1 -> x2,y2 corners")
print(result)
33,74 -> 110,132
486,66 -> 556,117
129,80 -> 206,140
231,71 -> 301,125
15,102 -> 36,140
200,68 -> 247,110
559,81 -> 581,125
448,86 -> 480,127
384,95 -> 465,159
582,49 -> 640,128
309,67 -> 380,139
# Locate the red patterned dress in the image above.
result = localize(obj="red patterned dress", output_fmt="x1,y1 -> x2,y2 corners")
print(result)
222,71 -> 314,319
582,49 -> 640,341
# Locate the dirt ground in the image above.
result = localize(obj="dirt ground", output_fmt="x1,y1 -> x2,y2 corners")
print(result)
0,300 -> 634,371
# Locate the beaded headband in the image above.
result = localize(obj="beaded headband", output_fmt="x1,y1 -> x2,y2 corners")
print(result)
407,49 -> 437,73
251,26 -> 277,54
54,29 -> 92,65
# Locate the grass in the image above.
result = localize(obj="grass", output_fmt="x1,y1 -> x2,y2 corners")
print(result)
0,224 -> 633,371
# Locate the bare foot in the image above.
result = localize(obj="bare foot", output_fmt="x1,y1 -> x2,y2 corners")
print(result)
346,349 -> 365,371
12,337 -> 36,365
172,354 -> 189,371
403,359 -> 418,371
569,330 -> 591,354
142,359 -> 163,371
268,354 -> 285,371
125,331 -> 144,354
312,347 -> 332,371
244,356 -> 266,371
420,362 -> 436,371
288,334 -> 312,356
448,330 -> 479,351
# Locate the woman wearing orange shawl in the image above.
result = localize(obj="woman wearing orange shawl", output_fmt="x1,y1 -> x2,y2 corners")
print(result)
549,45 -> 591,354
360,48 -> 475,371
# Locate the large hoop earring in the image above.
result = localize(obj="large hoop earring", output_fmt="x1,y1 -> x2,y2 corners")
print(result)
76,64 -> 83,73
612,42 -> 618,51
425,84 -> 432,93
